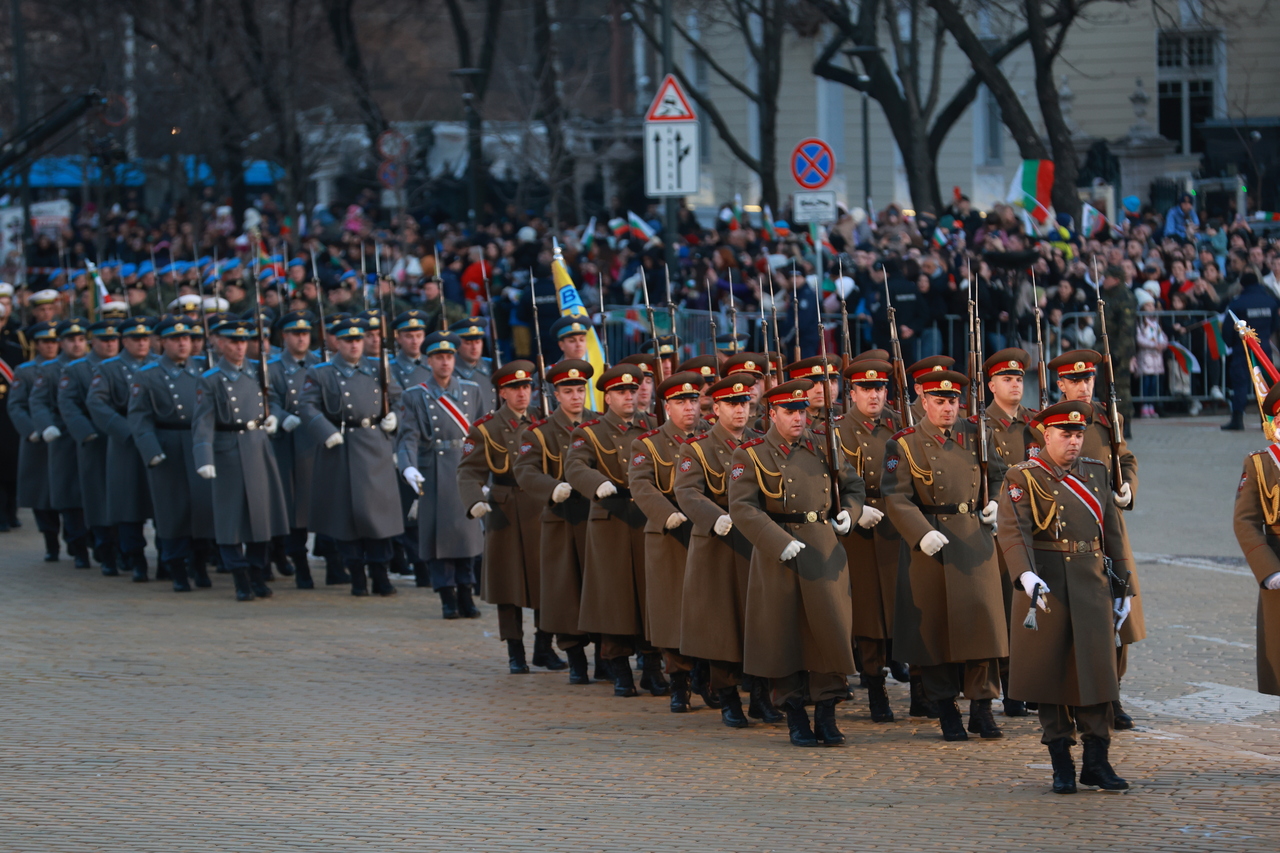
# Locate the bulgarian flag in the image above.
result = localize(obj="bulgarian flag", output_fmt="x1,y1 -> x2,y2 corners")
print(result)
1081,203 -> 1104,238
1200,316 -> 1226,361
1167,340 -> 1201,374
609,217 -> 629,240
720,194 -> 745,231
760,204 -> 777,241
83,259 -> 110,321
581,216 -> 597,256
626,210 -> 656,243
931,214 -> 955,249
1008,159 -> 1055,224
551,239 -> 608,410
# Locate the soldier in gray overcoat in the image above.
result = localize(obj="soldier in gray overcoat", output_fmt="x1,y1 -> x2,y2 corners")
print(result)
389,310 -> 436,586
192,318 -> 290,601
88,317 -> 158,581
297,318 -> 404,597
450,318 -> 495,412
8,322 -> 63,559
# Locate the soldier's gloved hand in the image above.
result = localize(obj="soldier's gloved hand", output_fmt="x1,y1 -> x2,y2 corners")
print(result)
1266,572 -> 1280,591
403,466 -> 425,492
1113,596 -> 1133,630
196,465 -> 217,479
148,453 -> 166,467
262,414 -> 279,435
380,412 -> 398,432
857,505 -> 884,528
41,425 -> 61,442
551,482 -> 573,504
324,432 -> 344,449
713,514 -> 733,536
469,501 -> 492,519
980,500 -> 998,525
595,481 -> 617,500
779,539 -> 806,561
282,414 -> 301,432
664,511 -> 688,530
1020,571 -> 1051,610
919,530 -> 949,556
28,431 -> 41,442
1113,482 -> 1132,507
832,509 -> 852,535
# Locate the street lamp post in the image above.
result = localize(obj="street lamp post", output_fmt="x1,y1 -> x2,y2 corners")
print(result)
451,68 -> 485,230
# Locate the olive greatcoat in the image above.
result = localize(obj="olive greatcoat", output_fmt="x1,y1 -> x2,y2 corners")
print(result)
997,454 -> 1132,707
57,353 -> 110,527
674,421 -> 758,662
728,424 -> 865,679
7,359 -> 52,509
89,353 -> 159,525
29,354 -> 82,510
267,350 -> 320,528
1232,448 -> 1280,696
883,419 -> 1009,666
985,401 -> 1037,635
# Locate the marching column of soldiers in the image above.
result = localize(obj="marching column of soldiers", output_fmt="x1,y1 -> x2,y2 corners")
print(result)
14,272 -> 1280,798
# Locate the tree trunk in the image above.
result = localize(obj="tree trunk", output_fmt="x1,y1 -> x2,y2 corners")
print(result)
532,0 -> 572,223
1025,0 -> 1079,223
324,0 -> 388,148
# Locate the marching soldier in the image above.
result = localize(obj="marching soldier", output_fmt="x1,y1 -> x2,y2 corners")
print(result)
998,400 -> 1133,793
0,313 -> 19,533
785,356 -> 840,423
514,359 -> 597,684
450,318 -> 495,412
549,315 -> 592,363
7,321 -> 61,558
297,318 -> 404,597
88,317 -> 158,581
728,378 -> 865,747
129,317 -> 215,591
905,355 -> 957,424
1233,383 -> 1280,702
883,369 -> 1010,741
192,318 -> 291,601
388,310 -> 437,587
397,330 -> 485,616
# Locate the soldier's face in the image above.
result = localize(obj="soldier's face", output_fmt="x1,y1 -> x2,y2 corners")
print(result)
32,304 -> 57,322
397,329 -> 425,357
500,384 -> 532,413
1058,375 -> 1094,402
554,384 -> 587,416
665,396 -> 699,432
284,330 -> 312,357
714,399 -> 750,432
428,352 -> 455,383
163,336 -> 193,361
364,329 -> 383,356
850,383 -> 886,417
36,340 -> 59,359
336,337 -> 365,363
772,406 -> 807,440
1043,427 -> 1084,467
222,339 -> 249,364
988,374 -> 1023,410
605,388 -> 637,418
922,392 -> 960,429
459,338 -> 484,363
807,380 -> 830,410
559,334 -> 587,360
61,334 -> 87,358
91,337 -> 120,358
637,377 -> 653,408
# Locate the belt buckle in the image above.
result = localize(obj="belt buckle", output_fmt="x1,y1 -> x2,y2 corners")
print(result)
246,420 -> 258,431
957,501 -> 969,514
360,417 -> 371,428
805,511 -> 817,523
1075,540 -> 1089,553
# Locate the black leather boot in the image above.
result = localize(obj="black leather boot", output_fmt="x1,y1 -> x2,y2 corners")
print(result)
937,699 -> 969,741
668,671 -> 692,713
813,699 -> 846,746
1079,738 -> 1129,790
190,555 -> 212,588
611,657 -> 638,697
324,552 -> 351,585
70,538 -> 90,569
1048,738 -> 1077,794
248,564 -> 273,598
507,638 -> 530,674
888,659 -> 910,683
129,552 -> 149,583
865,675 -> 895,723
348,561 -> 368,596
747,676 -> 785,724
368,562 -> 397,596
390,540 -> 408,577
967,699 -> 1004,738
691,660 -> 722,709
909,675 -> 938,718
232,568 -> 255,602
783,701 -> 818,747
1004,698 -> 1028,717
168,559 -> 192,592
456,583 -> 481,618
566,645 -> 591,685
1112,698 -> 1134,730
438,586 -> 459,619
532,630 -> 567,670
640,654 -> 670,696
292,554 -> 314,589
719,687 -> 749,728
43,530 -> 60,562
270,539 -> 292,577
99,548 -> 119,577
1222,412 -> 1245,431
413,561 -> 431,588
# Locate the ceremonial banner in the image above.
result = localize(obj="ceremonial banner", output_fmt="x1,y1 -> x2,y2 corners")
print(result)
551,240 -> 608,410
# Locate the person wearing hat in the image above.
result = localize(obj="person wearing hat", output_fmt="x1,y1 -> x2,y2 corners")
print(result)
674,373 -> 783,727
513,359 -> 600,684
56,320 -> 121,574
883,369 -> 1010,741
7,321 -> 61,554
676,355 -> 719,422
616,354 -> 657,416
1222,271 -> 1280,431
265,311 -> 324,588
395,329 -> 485,614
192,318 -> 291,602
904,354 -> 956,424
834,358 -> 908,722
549,315 -> 592,364
87,317 -> 159,581
28,318 -> 93,568
129,317 -> 216,591
786,356 -> 840,422
728,377 -> 866,747
721,351 -> 768,425
27,289 -> 61,325
640,334 -> 679,379
998,400 -> 1135,794
713,332 -> 749,362
449,317 -> 495,412
0,301 -> 21,533
385,309 -> 438,586
565,364 -> 660,697
458,360 -> 567,674
1097,262 -> 1137,435
99,300 -> 130,321
297,318 -> 404,598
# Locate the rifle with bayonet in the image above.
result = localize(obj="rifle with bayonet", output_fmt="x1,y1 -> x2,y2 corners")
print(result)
640,266 -> 666,425
1030,267 -> 1049,409
478,245 -> 502,368
883,276 -> 914,427
374,242 -> 391,420
530,281 -> 552,421
1096,297 -> 1125,491
250,230 -> 272,428
814,279 -> 841,516
969,275 -> 989,508
309,247 -> 329,361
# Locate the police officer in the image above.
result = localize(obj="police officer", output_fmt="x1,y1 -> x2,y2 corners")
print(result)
1222,272 -> 1280,431
129,317 -> 215,591
192,318 -> 291,601
450,318 -> 495,412
7,321 -> 61,558
88,316 -> 159,581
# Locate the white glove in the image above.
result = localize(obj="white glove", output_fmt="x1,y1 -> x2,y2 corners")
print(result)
832,509 -> 852,535
403,466 -> 425,492
551,482 -> 573,504
262,414 -> 279,435
980,500 -> 998,525
857,505 -> 884,528
197,465 -> 216,479
42,425 -> 61,442
1114,596 -> 1133,631
28,431 -> 41,442
148,454 -> 166,467
1266,573 -> 1280,591
324,432 -> 344,449
1113,482 -> 1132,507
380,411 -> 397,432
665,511 -> 688,530
282,414 -> 301,432
713,514 -> 733,536
919,530 -> 949,556
84,433 -> 98,443
482,485 -> 491,499
470,501 -> 491,519
595,481 -> 617,500
1020,571 -> 1051,609
407,499 -> 419,521
780,539 -> 806,561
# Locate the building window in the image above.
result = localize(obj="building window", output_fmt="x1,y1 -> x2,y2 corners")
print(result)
1156,29 -> 1222,155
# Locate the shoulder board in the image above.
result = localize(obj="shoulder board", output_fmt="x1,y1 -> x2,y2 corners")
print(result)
474,412 -> 495,426
1011,460 -> 1037,470
967,414 -> 979,423
67,356 -> 87,367
890,427 -> 916,440
832,413 -> 845,422
201,367 -> 221,378
1248,449 -> 1266,458
138,363 -> 158,372
312,361 -> 335,371
267,355 -> 282,364
101,356 -> 121,365
578,418 -> 601,429
528,417 -> 548,429
18,360 -> 35,368
1078,456 -> 1105,466
812,424 -> 828,436
639,427 -> 662,440
457,377 -> 481,388
687,432 -> 709,443
740,437 -> 765,448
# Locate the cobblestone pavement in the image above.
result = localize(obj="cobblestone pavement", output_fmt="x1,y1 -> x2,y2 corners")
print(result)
2,415 -> 1279,852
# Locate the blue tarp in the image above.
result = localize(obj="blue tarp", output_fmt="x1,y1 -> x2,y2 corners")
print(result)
4,155 -> 283,188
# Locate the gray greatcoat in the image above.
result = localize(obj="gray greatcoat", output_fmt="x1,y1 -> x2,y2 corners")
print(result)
389,353 -> 436,534
192,357 -> 290,545
88,353 -> 158,524
7,359 -> 53,509
298,356 -> 404,542
129,356 -> 215,540
454,356 -> 495,412
29,354 -> 81,510
57,353 -> 110,527
267,350 -> 320,528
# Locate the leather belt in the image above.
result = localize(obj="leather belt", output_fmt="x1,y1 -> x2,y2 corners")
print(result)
864,487 -> 882,499
328,417 -> 379,429
491,476 -> 518,488
919,503 -> 975,515
155,422 -> 190,431
215,423 -> 258,433
769,510 -> 829,524
1033,537 -> 1101,553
